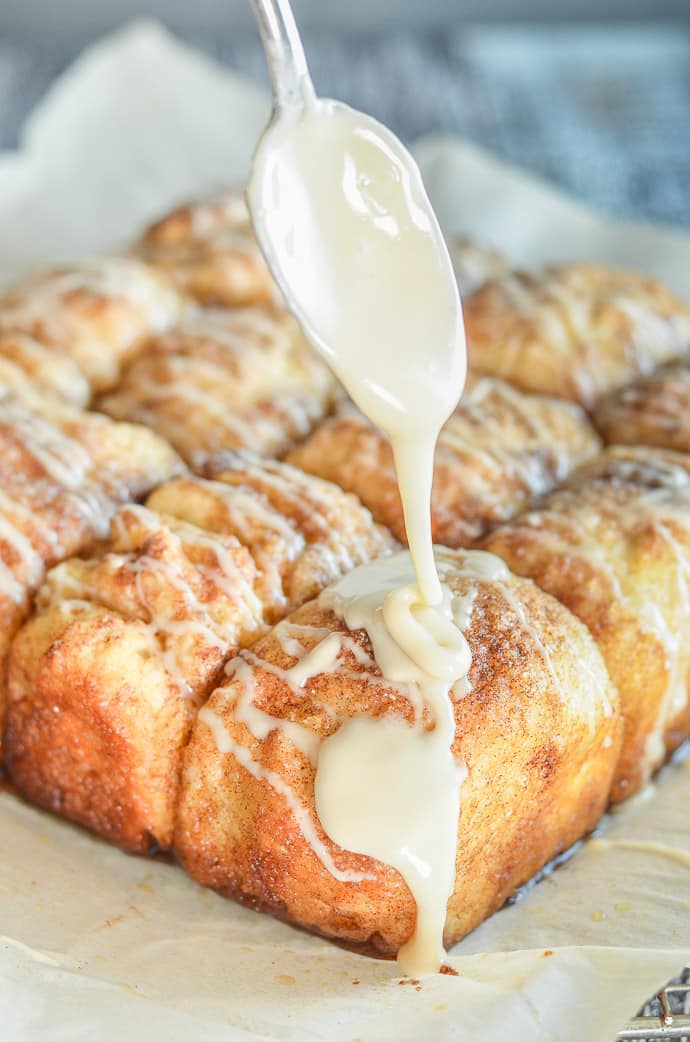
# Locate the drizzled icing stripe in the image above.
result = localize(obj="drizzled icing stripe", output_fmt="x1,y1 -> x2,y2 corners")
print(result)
0,259 -> 181,340
52,506 -> 266,699
198,704 -> 372,884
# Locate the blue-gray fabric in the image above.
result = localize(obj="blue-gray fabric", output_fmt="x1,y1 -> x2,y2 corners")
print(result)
0,23 -> 689,227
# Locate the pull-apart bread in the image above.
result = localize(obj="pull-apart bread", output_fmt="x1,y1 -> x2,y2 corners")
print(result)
594,362 -> 690,451
288,378 -> 601,547
175,548 -> 620,958
3,191 -> 690,965
99,308 -> 337,465
5,455 -> 395,853
0,258 -> 185,395
484,446 -> 690,801
464,264 -> 690,409
0,384 -> 182,736
136,192 -> 278,309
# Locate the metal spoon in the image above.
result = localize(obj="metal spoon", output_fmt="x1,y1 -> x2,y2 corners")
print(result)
248,0 -> 314,112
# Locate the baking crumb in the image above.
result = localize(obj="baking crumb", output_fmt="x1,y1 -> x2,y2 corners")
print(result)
352,978 -> 360,985
275,974 -> 296,986
440,964 -> 459,976
543,949 -> 553,957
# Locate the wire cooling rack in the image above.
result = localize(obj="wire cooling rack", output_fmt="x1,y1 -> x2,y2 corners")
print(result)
617,982 -> 690,1040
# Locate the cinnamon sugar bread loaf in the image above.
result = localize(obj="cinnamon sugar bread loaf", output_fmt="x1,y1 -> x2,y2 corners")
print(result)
2,189 -> 690,964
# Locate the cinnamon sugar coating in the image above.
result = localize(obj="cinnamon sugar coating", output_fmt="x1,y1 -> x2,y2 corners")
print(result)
465,264 -> 690,409
136,192 -> 277,308
484,445 -> 690,800
0,258 -> 185,394
5,456 -> 394,851
288,379 -> 600,547
99,308 -> 338,465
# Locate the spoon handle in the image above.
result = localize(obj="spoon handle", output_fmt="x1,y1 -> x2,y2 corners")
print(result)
249,0 -> 314,111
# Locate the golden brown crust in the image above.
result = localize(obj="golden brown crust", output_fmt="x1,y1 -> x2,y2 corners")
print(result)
4,458 -> 395,851
288,380 -> 601,546
0,331 -> 90,406
0,390 -> 183,761
4,505 -> 263,851
483,445 -> 690,800
447,237 -> 510,297
136,192 -> 277,308
594,363 -> 690,451
98,308 -> 338,465
464,264 -> 690,409
153,452 -> 397,616
175,549 -> 620,956
0,258 -> 185,394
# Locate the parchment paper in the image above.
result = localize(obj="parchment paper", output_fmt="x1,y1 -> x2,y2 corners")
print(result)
0,21 -> 688,1041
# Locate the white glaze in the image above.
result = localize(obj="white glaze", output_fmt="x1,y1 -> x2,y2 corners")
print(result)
315,552 -> 473,974
246,81 -> 472,974
249,92 -> 466,606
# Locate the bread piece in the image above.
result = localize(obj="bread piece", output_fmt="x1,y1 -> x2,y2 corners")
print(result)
594,363 -> 690,451
0,258 -> 185,394
288,379 -> 601,547
4,505 -> 261,850
153,452 -> 397,617
464,264 -> 690,409
5,458 -> 395,851
136,192 -> 277,308
175,548 -> 620,958
447,237 -> 509,297
99,308 -> 337,465
483,445 -> 690,800
0,331 -> 90,406
0,391 -> 183,755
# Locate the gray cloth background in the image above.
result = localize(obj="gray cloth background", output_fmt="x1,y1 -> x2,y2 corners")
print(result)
0,19 -> 689,1037
0,23 -> 689,228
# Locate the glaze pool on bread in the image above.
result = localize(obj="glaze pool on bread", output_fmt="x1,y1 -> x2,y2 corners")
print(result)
464,264 -> 690,409
5,456 -> 395,852
483,446 -> 690,801
175,548 -> 620,958
99,307 -> 338,465
0,258 -> 185,395
288,378 -> 601,547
